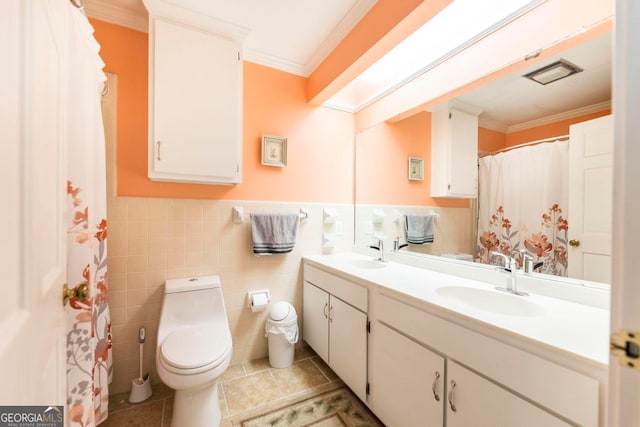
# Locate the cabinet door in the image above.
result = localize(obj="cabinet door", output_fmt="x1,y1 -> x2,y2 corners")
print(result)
369,322 -> 444,427
150,18 -> 242,184
447,361 -> 570,427
329,296 -> 367,402
448,108 -> 478,197
302,281 -> 329,363
431,106 -> 478,198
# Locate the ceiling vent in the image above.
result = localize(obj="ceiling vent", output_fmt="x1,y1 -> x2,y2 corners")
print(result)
523,59 -> 583,85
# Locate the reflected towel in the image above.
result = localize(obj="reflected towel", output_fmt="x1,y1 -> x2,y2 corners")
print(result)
405,214 -> 435,245
251,213 -> 298,255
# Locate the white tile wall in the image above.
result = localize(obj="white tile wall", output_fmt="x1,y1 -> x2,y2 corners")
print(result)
106,196 -> 354,394
354,204 -> 474,257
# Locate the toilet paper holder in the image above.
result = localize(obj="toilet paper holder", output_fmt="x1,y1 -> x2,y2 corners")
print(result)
247,290 -> 271,312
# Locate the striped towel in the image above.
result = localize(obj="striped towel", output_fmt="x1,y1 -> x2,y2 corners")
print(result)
250,213 -> 298,255
405,214 -> 435,245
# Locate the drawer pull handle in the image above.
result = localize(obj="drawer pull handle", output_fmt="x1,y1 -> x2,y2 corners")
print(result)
157,141 -> 162,161
448,380 -> 457,412
432,371 -> 441,401
323,302 -> 328,319
329,305 -> 334,323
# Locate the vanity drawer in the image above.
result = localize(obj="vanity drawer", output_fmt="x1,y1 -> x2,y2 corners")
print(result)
376,293 -> 599,427
304,264 -> 367,312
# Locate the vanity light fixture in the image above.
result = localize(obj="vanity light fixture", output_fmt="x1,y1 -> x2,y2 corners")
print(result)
523,59 -> 583,85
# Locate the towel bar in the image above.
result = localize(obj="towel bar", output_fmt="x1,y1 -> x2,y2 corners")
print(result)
233,206 -> 308,224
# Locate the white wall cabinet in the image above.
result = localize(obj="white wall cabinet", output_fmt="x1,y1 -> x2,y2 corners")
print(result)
148,17 -> 243,184
369,322 -> 445,427
302,266 -> 368,401
430,102 -> 481,198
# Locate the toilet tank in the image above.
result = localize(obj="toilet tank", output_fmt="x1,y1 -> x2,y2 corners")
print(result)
164,275 -> 221,293
158,275 -> 228,344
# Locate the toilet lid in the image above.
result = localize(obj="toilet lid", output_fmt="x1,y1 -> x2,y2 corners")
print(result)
161,325 -> 231,370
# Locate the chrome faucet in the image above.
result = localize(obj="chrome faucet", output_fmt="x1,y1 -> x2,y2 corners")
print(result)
490,251 -> 528,296
393,237 -> 408,252
369,239 -> 387,262
519,249 -> 535,274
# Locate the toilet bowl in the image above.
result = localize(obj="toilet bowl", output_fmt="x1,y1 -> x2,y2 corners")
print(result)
156,276 -> 232,427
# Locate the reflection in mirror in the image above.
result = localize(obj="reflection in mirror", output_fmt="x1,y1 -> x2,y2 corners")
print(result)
354,31 -> 612,286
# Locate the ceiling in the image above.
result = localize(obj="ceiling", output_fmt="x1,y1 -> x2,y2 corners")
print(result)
83,0 -> 612,131
455,32 -> 612,133
82,0 -> 376,76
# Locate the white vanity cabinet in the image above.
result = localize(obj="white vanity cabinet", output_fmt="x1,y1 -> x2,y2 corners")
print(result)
302,265 -> 368,401
148,17 -> 243,184
430,102 -> 481,198
371,293 -> 599,427
369,322 -> 445,427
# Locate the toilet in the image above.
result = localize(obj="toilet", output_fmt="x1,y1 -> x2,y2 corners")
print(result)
156,276 -> 232,427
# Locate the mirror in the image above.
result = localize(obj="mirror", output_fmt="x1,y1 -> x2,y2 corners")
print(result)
354,31 -> 612,285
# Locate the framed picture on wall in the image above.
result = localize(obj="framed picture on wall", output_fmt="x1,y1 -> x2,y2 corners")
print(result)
408,157 -> 424,180
261,135 -> 287,167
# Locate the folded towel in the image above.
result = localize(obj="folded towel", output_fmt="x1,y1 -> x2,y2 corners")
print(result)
405,214 -> 435,245
250,213 -> 298,255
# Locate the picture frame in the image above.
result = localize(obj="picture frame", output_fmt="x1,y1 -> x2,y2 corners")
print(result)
261,135 -> 287,167
408,157 -> 424,180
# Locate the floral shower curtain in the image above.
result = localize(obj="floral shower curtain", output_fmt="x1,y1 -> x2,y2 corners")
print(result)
476,141 -> 570,276
65,5 -> 112,426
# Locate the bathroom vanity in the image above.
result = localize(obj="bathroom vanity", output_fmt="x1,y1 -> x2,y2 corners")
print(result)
302,252 -> 609,427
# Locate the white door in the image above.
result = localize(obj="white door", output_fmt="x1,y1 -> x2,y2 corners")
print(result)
446,361 -> 570,427
0,0 -> 68,405
328,296 -> 367,402
302,282 -> 330,363
568,115 -> 613,282
369,322 -> 445,427
609,1 -> 640,425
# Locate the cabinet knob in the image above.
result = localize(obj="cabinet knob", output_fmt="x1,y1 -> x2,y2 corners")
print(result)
448,380 -> 457,412
569,239 -> 581,247
432,371 -> 441,402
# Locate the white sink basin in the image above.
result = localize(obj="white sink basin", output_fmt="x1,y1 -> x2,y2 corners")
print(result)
436,286 -> 546,317
348,259 -> 387,269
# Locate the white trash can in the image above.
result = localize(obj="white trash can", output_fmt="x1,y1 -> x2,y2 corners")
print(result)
265,302 -> 298,368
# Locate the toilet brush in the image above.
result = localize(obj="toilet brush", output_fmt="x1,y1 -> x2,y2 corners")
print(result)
128,326 -> 153,403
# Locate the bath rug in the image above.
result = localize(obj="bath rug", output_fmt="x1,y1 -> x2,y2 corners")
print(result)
238,386 -> 383,427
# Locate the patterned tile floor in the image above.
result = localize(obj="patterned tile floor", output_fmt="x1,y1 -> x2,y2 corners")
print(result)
101,347 -> 358,426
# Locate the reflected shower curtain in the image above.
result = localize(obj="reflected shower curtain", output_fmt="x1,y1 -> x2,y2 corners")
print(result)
66,5 -> 112,426
475,141 -> 570,276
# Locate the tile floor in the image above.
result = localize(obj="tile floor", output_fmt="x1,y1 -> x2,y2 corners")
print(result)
101,347 -> 355,426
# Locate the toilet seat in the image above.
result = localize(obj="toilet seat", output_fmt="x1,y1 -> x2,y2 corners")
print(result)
160,325 -> 231,374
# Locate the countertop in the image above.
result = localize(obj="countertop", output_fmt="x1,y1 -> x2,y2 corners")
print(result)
303,251 -> 610,367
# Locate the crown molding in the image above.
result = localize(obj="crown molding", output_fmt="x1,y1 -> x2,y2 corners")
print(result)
143,0 -> 250,42
84,0 -> 148,33
478,117 -> 509,133
243,51 -> 306,77
243,0 -> 376,77
507,100 -> 612,133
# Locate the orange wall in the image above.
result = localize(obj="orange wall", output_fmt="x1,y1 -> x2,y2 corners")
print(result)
92,20 -> 354,203
477,109 -> 612,154
355,112 -> 469,208
505,110 -> 611,146
478,127 -> 507,153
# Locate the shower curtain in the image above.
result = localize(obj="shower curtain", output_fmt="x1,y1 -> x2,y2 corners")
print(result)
475,141 -> 570,276
65,4 -> 112,426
